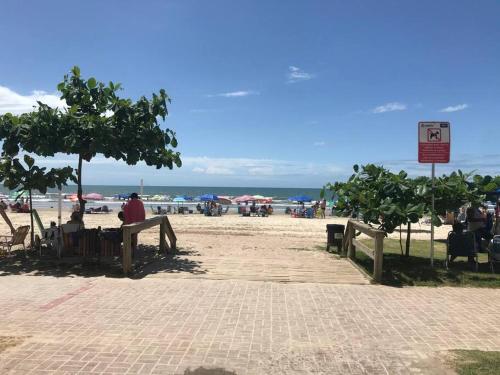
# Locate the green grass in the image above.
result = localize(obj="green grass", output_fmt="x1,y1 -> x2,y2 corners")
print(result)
449,350 -> 500,375
352,238 -> 500,287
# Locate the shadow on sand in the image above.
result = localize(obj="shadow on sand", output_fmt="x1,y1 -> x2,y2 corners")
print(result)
0,245 -> 206,279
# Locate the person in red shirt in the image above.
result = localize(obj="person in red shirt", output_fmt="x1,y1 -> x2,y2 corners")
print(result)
123,193 -> 145,254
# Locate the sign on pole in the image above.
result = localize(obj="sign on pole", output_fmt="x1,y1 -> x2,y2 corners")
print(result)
418,121 -> 451,267
418,122 -> 450,163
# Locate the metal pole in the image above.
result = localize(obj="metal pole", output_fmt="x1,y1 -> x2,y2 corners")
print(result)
57,189 -> 62,227
140,179 -> 144,198
430,163 -> 435,267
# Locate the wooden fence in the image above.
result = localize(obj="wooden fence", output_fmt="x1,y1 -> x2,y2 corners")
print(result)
343,219 -> 385,283
122,215 -> 176,274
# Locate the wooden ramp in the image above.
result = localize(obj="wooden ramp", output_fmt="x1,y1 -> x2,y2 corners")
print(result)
142,253 -> 369,284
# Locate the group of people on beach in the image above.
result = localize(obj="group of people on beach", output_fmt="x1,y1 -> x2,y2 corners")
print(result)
68,192 -> 146,253
289,199 -> 327,219
454,200 -> 500,251
1,197 -> 30,213
239,201 -> 273,216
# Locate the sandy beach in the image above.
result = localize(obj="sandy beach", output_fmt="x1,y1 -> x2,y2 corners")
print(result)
2,209 -> 452,253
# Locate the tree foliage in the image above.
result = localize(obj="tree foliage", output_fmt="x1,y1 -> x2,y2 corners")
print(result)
0,155 -> 75,244
323,164 -> 484,257
0,66 -> 181,216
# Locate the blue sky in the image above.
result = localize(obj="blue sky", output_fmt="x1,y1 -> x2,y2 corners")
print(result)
1,0 -> 499,188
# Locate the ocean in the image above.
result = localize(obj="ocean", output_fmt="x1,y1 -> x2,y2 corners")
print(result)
1,185 -> 325,210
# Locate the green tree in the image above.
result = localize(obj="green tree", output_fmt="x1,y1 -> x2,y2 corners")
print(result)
323,164 -> 425,256
0,66 -> 181,216
323,166 -> 484,257
0,155 -> 75,246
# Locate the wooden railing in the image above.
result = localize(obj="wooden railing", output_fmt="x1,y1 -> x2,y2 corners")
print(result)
343,219 -> 385,283
122,215 -> 176,274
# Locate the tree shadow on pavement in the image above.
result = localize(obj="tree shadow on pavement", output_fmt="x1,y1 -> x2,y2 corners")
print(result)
0,245 -> 206,279
132,245 -> 207,279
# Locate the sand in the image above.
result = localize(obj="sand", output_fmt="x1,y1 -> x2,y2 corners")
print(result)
1,208 -> 451,251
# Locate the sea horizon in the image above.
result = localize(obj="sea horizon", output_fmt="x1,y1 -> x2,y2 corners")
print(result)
1,185 -> 325,201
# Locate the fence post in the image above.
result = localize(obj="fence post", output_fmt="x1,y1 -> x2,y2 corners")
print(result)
373,232 -> 384,283
347,223 -> 356,259
160,217 -> 167,253
122,227 -> 132,274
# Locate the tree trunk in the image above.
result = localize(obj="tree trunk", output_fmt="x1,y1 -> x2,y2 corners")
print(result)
399,225 -> 403,256
405,222 -> 411,257
29,189 -> 34,248
77,154 -> 86,218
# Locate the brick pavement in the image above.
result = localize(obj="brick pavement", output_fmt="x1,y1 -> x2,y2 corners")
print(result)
1,275 -> 499,374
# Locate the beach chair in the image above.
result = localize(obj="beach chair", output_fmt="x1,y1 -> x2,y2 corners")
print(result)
446,230 -> 478,271
32,209 -> 59,255
0,225 -> 30,256
488,236 -> 500,273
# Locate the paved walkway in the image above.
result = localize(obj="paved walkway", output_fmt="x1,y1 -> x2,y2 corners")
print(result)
1,275 -> 499,374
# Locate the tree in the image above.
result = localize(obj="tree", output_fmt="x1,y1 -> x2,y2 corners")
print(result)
0,155 -> 75,246
322,165 -> 485,257
323,164 -> 426,256
0,66 -> 181,217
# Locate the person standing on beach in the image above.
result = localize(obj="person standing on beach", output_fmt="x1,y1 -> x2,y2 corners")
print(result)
320,199 -> 326,219
123,192 -> 146,254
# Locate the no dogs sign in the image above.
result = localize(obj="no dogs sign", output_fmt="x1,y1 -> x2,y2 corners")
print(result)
418,122 -> 450,163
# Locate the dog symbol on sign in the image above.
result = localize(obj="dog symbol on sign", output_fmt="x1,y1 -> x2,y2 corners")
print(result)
427,129 -> 441,142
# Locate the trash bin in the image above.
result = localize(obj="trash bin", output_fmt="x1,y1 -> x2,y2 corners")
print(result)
326,224 -> 345,253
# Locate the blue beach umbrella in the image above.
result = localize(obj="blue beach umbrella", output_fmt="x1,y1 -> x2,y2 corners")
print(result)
198,194 -> 219,201
173,195 -> 193,202
287,195 -> 312,203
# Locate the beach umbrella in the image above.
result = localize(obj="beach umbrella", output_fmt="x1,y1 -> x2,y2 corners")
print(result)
234,195 -> 255,203
84,193 -> 104,200
217,197 -> 232,205
198,194 -> 219,201
287,195 -> 312,203
253,195 -> 273,203
173,195 -> 193,202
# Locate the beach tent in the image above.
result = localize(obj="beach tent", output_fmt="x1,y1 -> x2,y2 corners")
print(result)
287,195 -> 312,203
113,193 -> 130,200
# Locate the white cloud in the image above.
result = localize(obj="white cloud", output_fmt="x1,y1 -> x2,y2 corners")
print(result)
183,156 -> 343,177
287,66 -> 314,83
439,103 -> 468,113
372,102 -> 407,114
0,85 -> 66,115
313,141 -> 325,147
207,90 -> 259,98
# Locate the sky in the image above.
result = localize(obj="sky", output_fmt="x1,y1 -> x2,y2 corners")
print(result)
0,0 -> 499,188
